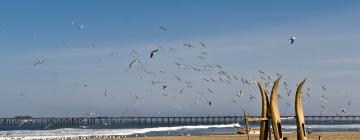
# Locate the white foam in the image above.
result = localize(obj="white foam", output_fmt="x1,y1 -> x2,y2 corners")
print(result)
0,123 -> 236,140
282,124 -> 360,129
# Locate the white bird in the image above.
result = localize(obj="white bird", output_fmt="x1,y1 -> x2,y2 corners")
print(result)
236,90 -> 243,97
321,94 -> 328,103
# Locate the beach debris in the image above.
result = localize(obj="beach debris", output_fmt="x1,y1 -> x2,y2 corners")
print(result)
104,90 -> 107,96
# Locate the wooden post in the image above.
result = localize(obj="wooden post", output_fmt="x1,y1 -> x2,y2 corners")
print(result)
270,77 -> 283,140
258,81 -> 270,140
295,79 -> 307,140
243,110 -> 250,140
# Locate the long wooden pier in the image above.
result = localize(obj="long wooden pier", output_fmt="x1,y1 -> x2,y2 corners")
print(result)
1,116 -> 360,129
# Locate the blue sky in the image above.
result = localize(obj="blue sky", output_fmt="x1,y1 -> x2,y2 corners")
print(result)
1,1 -> 360,117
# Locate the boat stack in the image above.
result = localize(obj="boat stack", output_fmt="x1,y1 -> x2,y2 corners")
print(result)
242,77 -> 307,140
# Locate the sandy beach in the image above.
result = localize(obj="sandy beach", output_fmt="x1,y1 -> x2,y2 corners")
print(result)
101,132 -> 360,140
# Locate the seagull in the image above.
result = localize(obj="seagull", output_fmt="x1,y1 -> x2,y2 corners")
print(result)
276,72 -> 281,77
18,120 -> 30,127
286,90 -> 291,96
219,77 -> 224,82
129,60 -> 137,68
320,111 -> 326,116
347,101 -> 352,106
34,59 -> 44,65
207,100 -> 212,106
249,95 -> 256,101
321,94 -> 328,103
286,102 -> 291,108
200,52 -> 208,55
178,89 -> 184,94
203,78 -> 210,82
201,42 -> 207,48
183,43 -> 195,48
150,49 -> 158,58
289,34 -> 295,45
207,88 -> 214,94
162,85 -> 167,90
322,85 -> 326,92
233,75 -> 239,80
160,26 -> 167,31
197,55 -> 206,59
321,105 -> 326,109
134,94 -> 141,100
259,70 -> 265,75
306,91 -> 311,97
210,78 -> 217,83
283,82 -> 288,87
236,90 -> 243,97
78,24 -> 85,30
175,75 -> 182,82
341,108 -> 346,113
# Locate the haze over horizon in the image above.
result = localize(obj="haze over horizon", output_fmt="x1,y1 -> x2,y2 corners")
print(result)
1,1 -> 360,117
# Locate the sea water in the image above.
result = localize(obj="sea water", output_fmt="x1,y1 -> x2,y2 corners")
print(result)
1,120 -> 360,139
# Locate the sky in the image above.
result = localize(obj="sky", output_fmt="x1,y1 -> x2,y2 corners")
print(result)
1,1 -> 360,117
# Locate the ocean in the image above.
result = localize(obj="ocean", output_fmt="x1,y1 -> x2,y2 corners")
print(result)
1,119 -> 360,139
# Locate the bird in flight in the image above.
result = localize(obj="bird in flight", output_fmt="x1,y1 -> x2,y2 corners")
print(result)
150,49 -> 159,58
129,59 -> 137,68
289,34 -> 296,45
34,59 -> 44,65
201,42 -> 207,48
249,95 -> 256,101
160,26 -> 167,31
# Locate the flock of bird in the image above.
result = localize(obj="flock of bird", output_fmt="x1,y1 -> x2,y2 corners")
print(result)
28,21 -> 354,119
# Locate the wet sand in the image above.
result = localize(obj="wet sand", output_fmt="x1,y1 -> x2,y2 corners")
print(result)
100,132 -> 360,140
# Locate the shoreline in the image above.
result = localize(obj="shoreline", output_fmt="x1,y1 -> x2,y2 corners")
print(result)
101,131 -> 360,140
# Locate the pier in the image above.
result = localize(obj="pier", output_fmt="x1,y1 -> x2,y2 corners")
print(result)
1,115 -> 360,129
